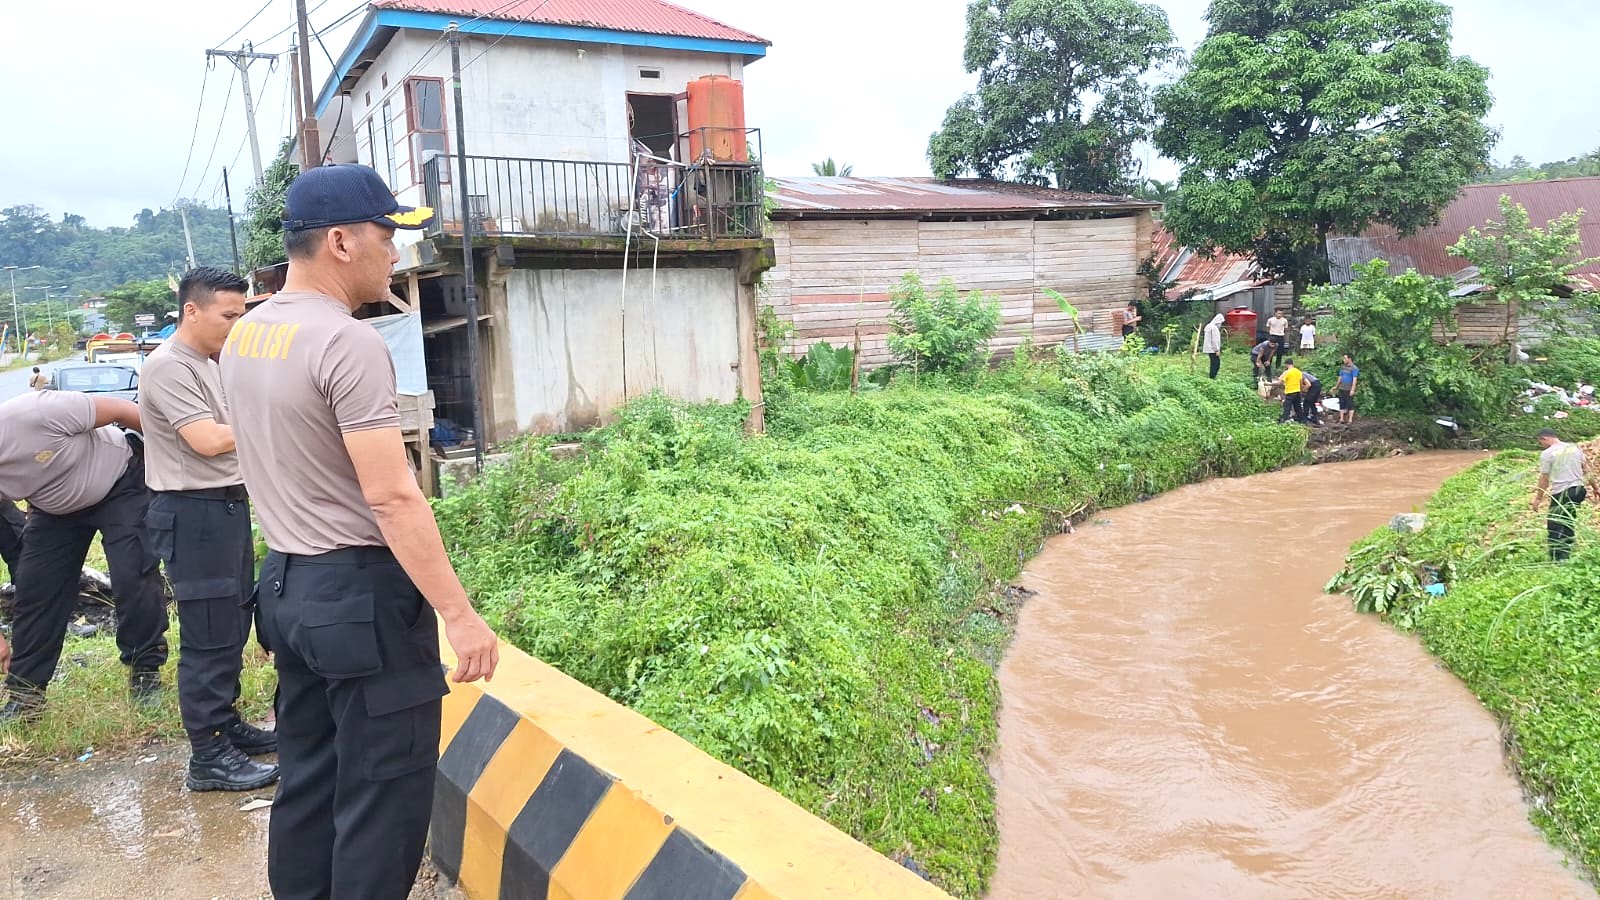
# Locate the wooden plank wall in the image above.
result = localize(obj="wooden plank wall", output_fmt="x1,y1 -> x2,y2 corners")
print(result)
765,215 -> 1149,368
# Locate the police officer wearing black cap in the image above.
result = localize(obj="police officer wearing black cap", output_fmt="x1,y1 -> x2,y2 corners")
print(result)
140,266 -> 279,792
0,392 -> 168,723
222,164 -> 499,899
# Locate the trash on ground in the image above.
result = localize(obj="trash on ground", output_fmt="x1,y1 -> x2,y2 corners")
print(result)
239,797 -> 273,812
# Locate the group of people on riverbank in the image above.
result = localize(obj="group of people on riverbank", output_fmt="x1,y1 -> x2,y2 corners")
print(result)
1201,312 -> 1360,427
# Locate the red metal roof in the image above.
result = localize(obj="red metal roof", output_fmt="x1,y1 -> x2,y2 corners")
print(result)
1336,177 -> 1600,287
372,0 -> 769,44
769,177 -> 1158,217
1152,225 -> 1269,300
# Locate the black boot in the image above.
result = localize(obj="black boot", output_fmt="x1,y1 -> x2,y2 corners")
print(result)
227,720 -> 278,756
0,686 -> 45,727
187,733 -> 280,792
129,669 -> 163,707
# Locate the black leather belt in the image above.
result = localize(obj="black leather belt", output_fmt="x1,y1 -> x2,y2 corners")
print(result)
165,485 -> 249,502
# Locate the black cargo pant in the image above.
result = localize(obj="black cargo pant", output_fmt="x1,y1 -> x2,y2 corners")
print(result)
257,546 -> 448,900
5,450 -> 168,694
146,488 -> 254,744
0,501 -> 27,576
1548,486 -> 1587,562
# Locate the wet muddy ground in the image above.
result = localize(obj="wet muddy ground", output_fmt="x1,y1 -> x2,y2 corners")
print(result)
991,453 -> 1593,898
0,744 -> 459,899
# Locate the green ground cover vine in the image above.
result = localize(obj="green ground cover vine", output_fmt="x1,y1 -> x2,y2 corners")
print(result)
434,351 -> 1305,896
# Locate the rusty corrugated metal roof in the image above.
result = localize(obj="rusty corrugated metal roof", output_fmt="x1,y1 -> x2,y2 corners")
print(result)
1152,225 -> 1270,300
1332,176 -> 1600,286
372,0 -> 769,44
768,177 -> 1158,218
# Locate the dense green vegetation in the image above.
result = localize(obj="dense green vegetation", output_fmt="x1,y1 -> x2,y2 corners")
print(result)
0,204 -> 234,295
1478,148 -> 1600,184
1329,452 -> 1600,875
434,349 -> 1306,896
1154,0 -> 1495,300
928,0 -> 1179,194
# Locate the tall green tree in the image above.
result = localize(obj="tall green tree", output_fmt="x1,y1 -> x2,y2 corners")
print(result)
101,278 -> 177,333
1449,195 -> 1600,354
1154,0 -> 1496,304
928,0 -> 1178,194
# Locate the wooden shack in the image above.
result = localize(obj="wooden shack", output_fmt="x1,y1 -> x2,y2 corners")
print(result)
765,178 -> 1160,366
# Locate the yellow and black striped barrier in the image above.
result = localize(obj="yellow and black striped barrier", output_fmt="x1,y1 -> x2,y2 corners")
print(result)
430,640 -> 949,899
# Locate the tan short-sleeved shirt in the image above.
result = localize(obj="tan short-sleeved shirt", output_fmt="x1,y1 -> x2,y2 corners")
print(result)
220,291 -> 400,555
1541,441 -> 1587,494
139,338 -> 242,492
0,391 -> 130,514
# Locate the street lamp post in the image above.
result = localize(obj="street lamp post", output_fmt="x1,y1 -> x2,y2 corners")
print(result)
2,265 -> 41,355
22,284 -> 69,343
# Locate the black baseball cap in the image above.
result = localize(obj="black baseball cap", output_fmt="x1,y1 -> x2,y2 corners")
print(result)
282,164 -> 435,232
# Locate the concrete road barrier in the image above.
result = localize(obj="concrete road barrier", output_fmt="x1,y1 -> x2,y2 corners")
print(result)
431,639 -> 950,899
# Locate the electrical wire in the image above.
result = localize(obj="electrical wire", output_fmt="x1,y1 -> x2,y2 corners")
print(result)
215,0 -> 278,50
171,63 -> 215,204
257,0 -> 344,48
185,64 -> 240,203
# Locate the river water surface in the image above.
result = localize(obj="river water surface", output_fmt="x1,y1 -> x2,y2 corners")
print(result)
992,453 -> 1592,899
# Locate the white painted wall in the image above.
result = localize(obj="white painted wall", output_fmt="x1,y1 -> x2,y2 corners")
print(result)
340,31 -> 743,180
335,30 -> 744,251
505,267 -> 741,433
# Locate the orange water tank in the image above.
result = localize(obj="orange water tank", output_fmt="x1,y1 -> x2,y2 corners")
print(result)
686,75 -> 747,162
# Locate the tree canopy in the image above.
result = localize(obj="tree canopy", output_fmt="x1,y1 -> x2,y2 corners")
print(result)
1477,148 -> 1600,184
1153,0 -> 1495,301
0,202 -> 234,296
812,158 -> 854,177
244,143 -> 298,272
928,0 -> 1178,194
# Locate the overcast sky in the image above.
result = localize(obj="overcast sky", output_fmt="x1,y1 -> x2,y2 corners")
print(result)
0,0 -> 1594,228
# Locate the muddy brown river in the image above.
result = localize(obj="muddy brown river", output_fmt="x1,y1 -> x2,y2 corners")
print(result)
992,454 -> 1593,899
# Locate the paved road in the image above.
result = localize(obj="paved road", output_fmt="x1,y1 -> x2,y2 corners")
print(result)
0,354 -> 84,403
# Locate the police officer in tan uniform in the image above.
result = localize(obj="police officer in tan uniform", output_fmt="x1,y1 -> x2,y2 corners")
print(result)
140,266 -> 278,792
0,391 -> 168,722
221,164 -> 498,899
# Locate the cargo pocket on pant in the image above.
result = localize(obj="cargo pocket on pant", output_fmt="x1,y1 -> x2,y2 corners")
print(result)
144,510 -> 176,564
361,666 -> 449,781
174,577 -> 246,652
300,592 -> 383,680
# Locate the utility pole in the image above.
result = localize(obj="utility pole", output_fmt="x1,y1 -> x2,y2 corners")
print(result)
205,42 -> 277,185
223,167 -> 243,276
178,204 -> 198,270
447,22 -> 485,472
3,265 -> 39,353
296,0 -> 322,168
289,44 -> 304,156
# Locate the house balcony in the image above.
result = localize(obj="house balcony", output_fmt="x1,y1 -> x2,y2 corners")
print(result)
421,146 -> 766,248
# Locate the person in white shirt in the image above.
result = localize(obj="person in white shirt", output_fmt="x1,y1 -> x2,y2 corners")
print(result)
1300,318 -> 1316,351
1533,429 -> 1594,562
1202,314 -> 1224,379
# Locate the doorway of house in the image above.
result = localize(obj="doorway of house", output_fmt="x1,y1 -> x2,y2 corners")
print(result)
628,93 -> 677,157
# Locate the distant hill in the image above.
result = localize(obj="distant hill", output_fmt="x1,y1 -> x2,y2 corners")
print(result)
0,202 -> 237,296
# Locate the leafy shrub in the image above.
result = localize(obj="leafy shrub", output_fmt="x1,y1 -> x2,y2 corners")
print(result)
887,272 -> 1001,375
1314,260 -> 1521,425
435,361 -> 1305,896
782,341 -> 858,391
1529,337 -> 1600,389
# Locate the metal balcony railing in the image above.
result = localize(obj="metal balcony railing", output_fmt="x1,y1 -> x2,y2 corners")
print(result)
422,152 -> 764,241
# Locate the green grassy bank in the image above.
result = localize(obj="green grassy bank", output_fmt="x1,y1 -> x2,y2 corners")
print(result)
1329,452 -> 1600,876
435,350 -> 1307,896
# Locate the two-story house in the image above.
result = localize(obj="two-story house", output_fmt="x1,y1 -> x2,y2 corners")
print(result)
306,0 -> 773,441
